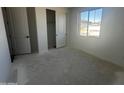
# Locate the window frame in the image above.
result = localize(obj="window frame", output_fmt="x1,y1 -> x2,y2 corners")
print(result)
79,8 -> 103,37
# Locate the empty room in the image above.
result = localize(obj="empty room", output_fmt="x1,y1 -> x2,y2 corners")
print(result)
0,7 -> 124,85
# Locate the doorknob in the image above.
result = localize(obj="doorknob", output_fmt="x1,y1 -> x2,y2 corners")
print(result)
26,36 -> 30,38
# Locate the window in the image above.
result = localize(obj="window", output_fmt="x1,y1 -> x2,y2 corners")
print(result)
80,8 -> 102,37
80,11 -> 88,36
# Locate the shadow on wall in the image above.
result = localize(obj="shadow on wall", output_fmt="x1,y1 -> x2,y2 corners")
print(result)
0,8 -> 11,83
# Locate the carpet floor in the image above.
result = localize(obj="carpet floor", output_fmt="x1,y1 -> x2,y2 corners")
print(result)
12,48 -> 124,85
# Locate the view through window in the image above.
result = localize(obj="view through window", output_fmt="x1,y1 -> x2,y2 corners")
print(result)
80,8 -> 102,37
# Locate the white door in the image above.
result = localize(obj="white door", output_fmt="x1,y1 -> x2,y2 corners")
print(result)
56,12 -> 66,48
9,8 -> 31,55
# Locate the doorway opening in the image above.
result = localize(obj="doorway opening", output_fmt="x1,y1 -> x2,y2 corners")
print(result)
46,9 -> 56,49
2,8 -> 31,55
2,7 -> 39,62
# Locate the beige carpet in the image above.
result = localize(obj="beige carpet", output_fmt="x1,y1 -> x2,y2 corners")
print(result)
12,48 -> 124,85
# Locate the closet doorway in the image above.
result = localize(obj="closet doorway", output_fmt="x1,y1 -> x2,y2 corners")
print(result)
46,9 -> 56,49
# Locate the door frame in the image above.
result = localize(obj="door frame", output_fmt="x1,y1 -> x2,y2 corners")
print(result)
46,9 -> 57,49
2,7 -> 14,62
2,7 -> 31,56
11,8 -> 31,55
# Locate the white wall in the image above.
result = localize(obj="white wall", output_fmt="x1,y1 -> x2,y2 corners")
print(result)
35,7 -> 67,54
0,8 -> 11,82
67,7 -> 124,67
